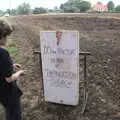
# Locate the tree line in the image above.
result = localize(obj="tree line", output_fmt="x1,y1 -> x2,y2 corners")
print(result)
61,0 -> 120,13
107,1 -> 120,12
0,3 -> 48,16
0,0 -> 120,16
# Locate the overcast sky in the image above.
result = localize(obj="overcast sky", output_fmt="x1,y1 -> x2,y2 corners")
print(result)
0,0 -> 120,10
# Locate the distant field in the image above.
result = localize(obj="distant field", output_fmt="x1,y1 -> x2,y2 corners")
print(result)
14,13 -> 120,19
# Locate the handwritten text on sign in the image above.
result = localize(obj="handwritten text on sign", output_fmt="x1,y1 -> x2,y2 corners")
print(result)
40,31 -> 79,105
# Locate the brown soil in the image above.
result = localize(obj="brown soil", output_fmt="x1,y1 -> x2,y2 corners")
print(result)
6,14 -> 120,120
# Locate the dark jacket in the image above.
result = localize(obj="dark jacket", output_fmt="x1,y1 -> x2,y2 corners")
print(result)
0,47 -> 22,99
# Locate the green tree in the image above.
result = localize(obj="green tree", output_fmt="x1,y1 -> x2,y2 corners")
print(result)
48,9 -> 54,12
115,5 -> 120,12
61,0 -> 91,13
107,1 -> 115,12
33,7 -> 47,14
77,1 -> 91,12
63,7 -> 77,12
6,9 -> 11,15
5,9 -> 17,15
0,10 -> 3,16
17,3 -> 31,15
60,0 -> 79,12
60,4 -> 64,10
11,9 -> 17,15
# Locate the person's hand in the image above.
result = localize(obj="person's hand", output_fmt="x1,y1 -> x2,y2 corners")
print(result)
6,70 -> 26,83
13,63 -> 21,69
18,70 -> 26,76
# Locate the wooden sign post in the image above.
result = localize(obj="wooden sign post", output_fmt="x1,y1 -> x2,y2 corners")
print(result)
40,31 -> 79,105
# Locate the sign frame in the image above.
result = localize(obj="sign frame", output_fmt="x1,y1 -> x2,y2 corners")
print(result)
40,30 -> 80,106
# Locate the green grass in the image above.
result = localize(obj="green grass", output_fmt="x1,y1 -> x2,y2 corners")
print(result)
6,47 -> 18,57
6,39 -> 29,65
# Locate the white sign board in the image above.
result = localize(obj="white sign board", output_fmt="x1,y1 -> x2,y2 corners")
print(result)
40,31 -> 79,105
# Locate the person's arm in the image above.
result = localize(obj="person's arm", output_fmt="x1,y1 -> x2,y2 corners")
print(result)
6,70 -> 25,83
0,49 -> 25,83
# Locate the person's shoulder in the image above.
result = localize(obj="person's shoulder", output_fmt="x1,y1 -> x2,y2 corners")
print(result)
0,47 -> 9,57
0,47 -> 9,53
